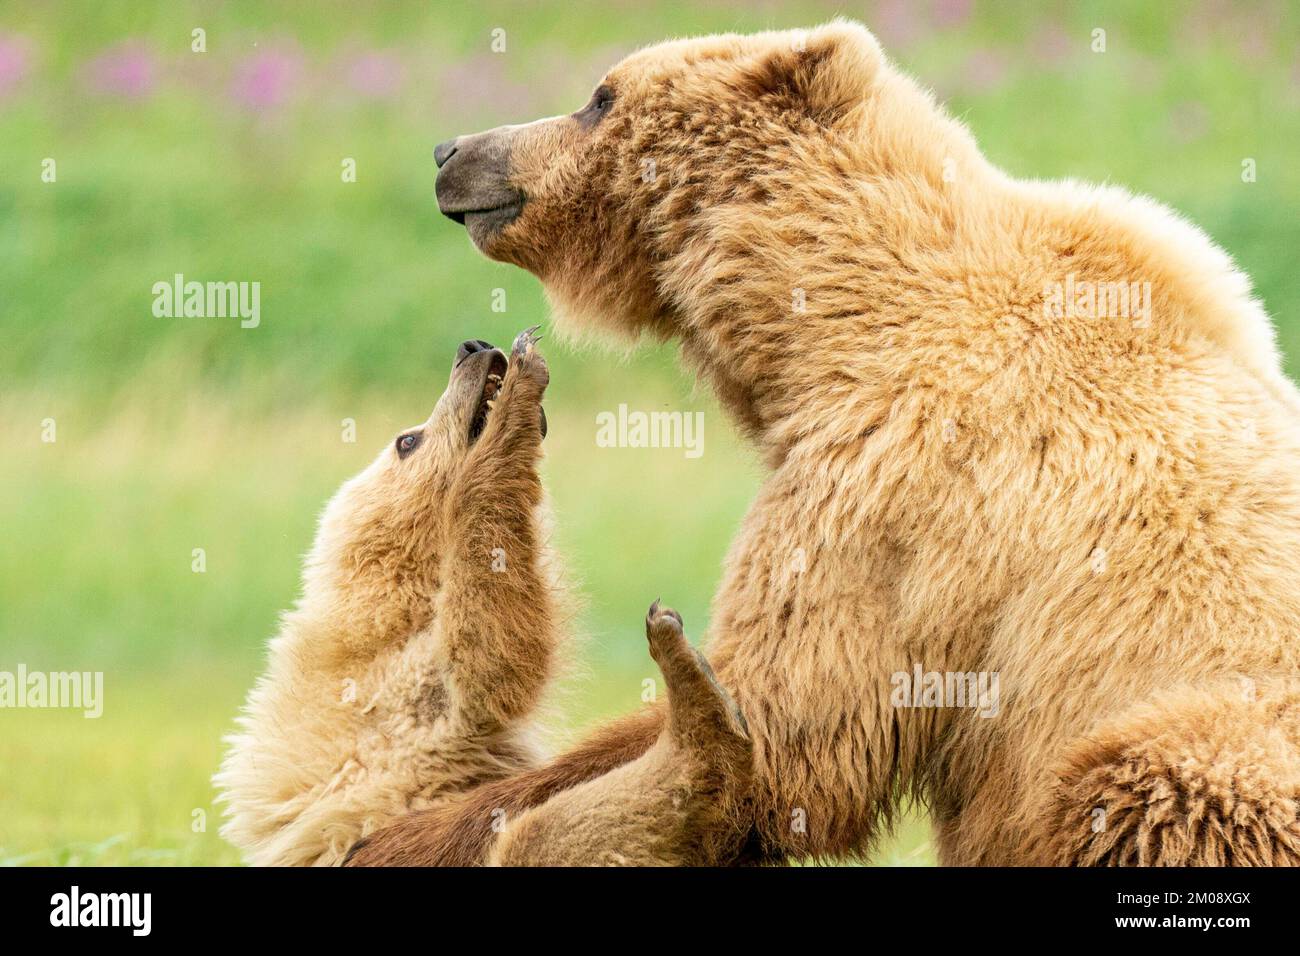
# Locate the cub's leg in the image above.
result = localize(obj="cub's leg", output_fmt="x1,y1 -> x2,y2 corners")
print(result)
346,470 -> 906,867
434,326 -> 555,733
487,601 -> 753,866
344,711 -> 662,866
1028,677 -> 1300,866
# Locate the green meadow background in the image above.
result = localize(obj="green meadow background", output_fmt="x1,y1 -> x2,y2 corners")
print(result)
1,0 -> 1297,865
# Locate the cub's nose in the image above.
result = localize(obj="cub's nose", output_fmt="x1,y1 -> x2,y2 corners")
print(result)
434,139 -> 460,168
455,339 -> 496,365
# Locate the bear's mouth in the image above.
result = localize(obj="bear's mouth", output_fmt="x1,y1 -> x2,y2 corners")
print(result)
444,198 -> 525,234
468,350 -> 510,445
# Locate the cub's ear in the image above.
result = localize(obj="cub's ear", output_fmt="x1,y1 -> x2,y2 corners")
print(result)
740,19 -> 881,124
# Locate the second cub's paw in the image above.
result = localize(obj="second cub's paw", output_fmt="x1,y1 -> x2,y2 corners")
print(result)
645,598 -> 684,637
645,600 -> 749,745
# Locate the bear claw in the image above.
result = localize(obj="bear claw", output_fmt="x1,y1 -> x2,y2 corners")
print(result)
646,598 -> 683,634
505,325 -> 549,412
511,325 -> 543,359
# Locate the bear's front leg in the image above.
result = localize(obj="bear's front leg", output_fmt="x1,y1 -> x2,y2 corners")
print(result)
434,326 -> 555,733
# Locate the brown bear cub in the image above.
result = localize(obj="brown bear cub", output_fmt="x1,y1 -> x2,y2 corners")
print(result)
215,329 -> 748,866
215,328 -> 557,865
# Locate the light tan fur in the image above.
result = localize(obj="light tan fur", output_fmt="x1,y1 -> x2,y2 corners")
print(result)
215,334 -> 566,865
487,602 -> 753,866
359,20 -> 1300,866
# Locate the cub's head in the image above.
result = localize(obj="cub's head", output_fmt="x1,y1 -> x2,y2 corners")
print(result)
434,20 -> 885,339
298,338 -> 521,661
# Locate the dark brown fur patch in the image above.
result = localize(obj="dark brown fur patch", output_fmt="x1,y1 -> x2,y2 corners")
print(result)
344,709 -> 662,866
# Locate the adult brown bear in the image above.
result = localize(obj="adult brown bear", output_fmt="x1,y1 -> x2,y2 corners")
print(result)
349,20 -> 1300,866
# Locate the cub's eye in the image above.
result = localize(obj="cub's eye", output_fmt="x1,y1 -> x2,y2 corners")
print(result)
396,433 -> 421,458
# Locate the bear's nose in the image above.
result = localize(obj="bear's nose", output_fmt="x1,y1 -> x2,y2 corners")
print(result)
434,139 -> 460,168
455,339 -> 495,365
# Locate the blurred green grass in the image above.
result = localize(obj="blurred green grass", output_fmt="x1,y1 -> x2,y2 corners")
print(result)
1,0 -> 1296,866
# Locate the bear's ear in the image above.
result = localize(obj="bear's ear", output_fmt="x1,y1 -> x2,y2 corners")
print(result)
739,19 -> 881,124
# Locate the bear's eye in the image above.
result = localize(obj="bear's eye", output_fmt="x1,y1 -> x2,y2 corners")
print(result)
395,432 -> 422,458
577,85 -> 615,126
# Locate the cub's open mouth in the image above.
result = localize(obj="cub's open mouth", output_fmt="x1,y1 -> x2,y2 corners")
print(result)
468,350 -> 509,444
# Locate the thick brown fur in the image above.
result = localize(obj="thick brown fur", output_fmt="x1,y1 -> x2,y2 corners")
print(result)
344,710 -> 660,865
215,333 -> 565,865
347,604 -> 752,866
382,20 -> 1300,866
1024,676 -> 1300,865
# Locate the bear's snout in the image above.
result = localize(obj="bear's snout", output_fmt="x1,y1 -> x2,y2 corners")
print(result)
434,127 -> 524,240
